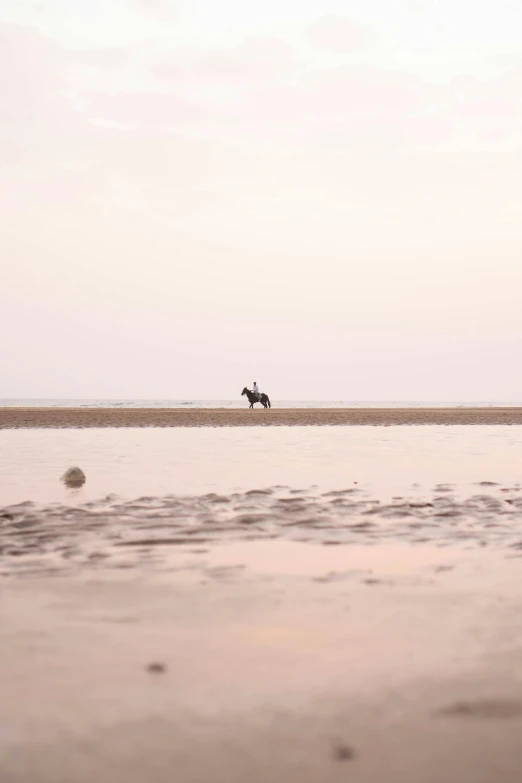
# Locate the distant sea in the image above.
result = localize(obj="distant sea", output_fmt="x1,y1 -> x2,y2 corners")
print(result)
1,399 -> 521,409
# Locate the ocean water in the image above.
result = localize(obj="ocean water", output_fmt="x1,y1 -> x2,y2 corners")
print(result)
1,399 -> 521,409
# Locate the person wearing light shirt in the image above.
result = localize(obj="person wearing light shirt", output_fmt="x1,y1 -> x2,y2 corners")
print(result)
253,381 -> 260,399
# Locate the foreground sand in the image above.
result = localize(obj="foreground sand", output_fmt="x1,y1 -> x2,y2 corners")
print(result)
4,482 -> 522,781
3,545 -> 522,783
2,406 -> 522,428
3,429 -> 522,781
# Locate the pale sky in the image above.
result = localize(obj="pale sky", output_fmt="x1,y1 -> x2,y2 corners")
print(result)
2,0 -> 522,400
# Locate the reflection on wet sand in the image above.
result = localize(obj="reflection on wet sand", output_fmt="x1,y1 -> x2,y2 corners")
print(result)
3,532 -> 522,783
2,425 -> 522,507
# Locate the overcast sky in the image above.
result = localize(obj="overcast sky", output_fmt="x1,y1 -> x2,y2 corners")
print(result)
2,0 -> 521,400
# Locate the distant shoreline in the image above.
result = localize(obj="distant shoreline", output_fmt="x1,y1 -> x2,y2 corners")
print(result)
2,407 -> 522,428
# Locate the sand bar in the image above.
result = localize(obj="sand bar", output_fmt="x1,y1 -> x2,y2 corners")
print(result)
1,406 -> 522,428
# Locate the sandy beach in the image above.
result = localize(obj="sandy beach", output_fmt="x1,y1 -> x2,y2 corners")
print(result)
3,541 -> 522,783
3,424 -> 522,781
2,406 -> 522,428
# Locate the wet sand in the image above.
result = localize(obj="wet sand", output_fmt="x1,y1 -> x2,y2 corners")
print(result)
2,406 -> 522,428
4,547 -> 522,783
4,424 -> 522,781
3,485 -> 522,572
4,483 -> 522,781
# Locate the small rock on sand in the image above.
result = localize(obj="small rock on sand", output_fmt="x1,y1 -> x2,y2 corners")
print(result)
61,467 -> 86,487
332,743 -> 356,762
146,662 -> 167,674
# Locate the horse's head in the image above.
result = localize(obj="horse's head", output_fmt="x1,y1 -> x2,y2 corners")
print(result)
241,387 -> 248,396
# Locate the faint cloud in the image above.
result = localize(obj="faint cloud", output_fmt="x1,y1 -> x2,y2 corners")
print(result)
129,0 -> 176,22
303,65 -> 425,117
306,14 -> 370,54
17,1 -> 45,10
0,23 -> 71,126
86,89 -> 205,128
154,37 -> 296,93
501,199 -> 522,224
76,46 -> 139,70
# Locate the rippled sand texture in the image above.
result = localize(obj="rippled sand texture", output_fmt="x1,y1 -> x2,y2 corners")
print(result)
3,484 -> 522,577
3,406 -> 522,427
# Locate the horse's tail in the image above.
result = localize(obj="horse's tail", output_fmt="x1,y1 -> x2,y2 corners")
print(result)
266,396 -> 271,408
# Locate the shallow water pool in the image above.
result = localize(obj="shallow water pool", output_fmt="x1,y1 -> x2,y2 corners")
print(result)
1,425 -> 522,506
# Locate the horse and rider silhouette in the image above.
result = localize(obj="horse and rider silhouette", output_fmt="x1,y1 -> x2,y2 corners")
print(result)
241,385 -> 271,409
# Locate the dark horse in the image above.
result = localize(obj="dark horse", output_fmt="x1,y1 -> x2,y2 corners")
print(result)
241,387 -> 271,409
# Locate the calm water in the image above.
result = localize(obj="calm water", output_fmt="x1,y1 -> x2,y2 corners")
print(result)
2,425 -> 522,506
3,425 -> 522,579
2,399 -> 522,409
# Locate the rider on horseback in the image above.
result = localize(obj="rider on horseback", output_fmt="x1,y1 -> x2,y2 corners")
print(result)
241,385 -> 271,409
